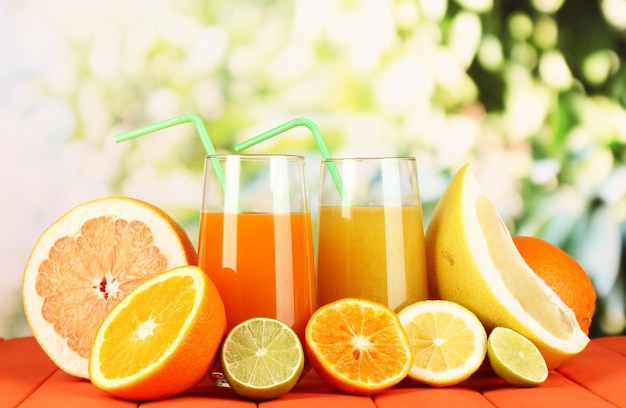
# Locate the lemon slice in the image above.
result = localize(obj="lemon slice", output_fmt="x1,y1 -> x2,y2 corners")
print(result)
398,300 -> 487,387
487,327 -> 548,387
220,317 -> 305,401
425,164 -> 589,368
305,298 -> 413,395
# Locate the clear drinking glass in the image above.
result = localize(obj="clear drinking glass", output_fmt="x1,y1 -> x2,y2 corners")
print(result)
197,155 -> 316,343
316,157 -> 428,312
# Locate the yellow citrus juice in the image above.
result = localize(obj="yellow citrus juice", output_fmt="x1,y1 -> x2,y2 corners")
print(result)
197,211 -> 316,342
316,205 -> 428,312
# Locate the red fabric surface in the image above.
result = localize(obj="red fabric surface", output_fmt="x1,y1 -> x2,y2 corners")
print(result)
2,336 -> 625,407
0,336 -> 58,406
374,381 -> 495,408
554,340 -> 626,407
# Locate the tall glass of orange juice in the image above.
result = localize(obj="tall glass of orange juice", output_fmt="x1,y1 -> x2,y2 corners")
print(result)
197,155 -> 316,343
316,157 -> 428,312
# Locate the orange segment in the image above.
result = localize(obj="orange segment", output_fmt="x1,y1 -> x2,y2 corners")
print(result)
305,298 -> 413,395
22,197 -> 197,378
89,265 -> 226,401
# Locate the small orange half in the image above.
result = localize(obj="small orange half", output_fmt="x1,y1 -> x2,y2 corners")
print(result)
305,298 -> 413,395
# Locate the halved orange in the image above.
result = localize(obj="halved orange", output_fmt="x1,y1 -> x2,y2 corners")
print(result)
305,298 -> 413,395
22,197 -> 197,378
89,265 -> 226,401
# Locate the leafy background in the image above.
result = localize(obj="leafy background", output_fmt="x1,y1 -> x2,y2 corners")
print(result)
1,0 -> 625,339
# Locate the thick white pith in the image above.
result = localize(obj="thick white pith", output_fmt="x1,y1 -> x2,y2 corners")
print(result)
460,169 -> 588,354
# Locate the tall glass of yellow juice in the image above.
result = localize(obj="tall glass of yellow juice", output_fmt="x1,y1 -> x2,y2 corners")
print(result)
316,157 -> 428,312
197,155 -> 315,343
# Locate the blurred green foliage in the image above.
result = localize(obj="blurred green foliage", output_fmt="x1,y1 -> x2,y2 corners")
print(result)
52,0 -> 626,337
2,0 -> 625,338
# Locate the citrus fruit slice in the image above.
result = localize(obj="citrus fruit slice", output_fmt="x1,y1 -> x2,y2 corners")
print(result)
397,300 -> 487,387
487,327 -> 548,387
305,298 -> 413,395
22,197 -> 197,378
513,235 -> 596,334
89,265 -> 226,401
425,164 -> 589,369
220,317 -> 305,401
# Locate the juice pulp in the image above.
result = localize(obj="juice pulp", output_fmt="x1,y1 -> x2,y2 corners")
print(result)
316,205 -> 428,312
197,211 -> 316,342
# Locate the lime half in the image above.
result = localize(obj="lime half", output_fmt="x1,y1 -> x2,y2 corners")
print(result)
487,327 -> 549,387
220,317 -> 304,401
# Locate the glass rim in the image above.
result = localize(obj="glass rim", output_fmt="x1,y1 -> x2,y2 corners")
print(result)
322,156 -> 415,162
205,153 -> 306,160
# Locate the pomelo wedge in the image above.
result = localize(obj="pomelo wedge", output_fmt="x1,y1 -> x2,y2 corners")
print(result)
425,164 -> 589,369
22,197 -> 197,378
89,265 -> 226,401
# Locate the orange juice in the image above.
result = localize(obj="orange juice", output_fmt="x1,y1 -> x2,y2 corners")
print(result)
316,205 -> 428,312
197,211 -> 316,342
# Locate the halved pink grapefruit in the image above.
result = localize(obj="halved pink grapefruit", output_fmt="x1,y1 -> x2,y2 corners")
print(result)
22,197 -> 197,378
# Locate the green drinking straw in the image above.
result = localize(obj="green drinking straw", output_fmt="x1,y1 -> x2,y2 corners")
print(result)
234,117 -> 344,196
114,113 -> 226,190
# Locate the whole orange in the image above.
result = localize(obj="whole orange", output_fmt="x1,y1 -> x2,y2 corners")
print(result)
512,236 -> 596,334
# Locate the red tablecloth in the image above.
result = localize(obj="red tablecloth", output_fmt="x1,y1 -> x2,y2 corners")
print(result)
1,336 -> 625,407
